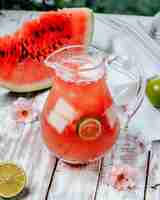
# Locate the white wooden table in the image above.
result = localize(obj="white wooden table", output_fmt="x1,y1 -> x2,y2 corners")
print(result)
0,11 -> 160,200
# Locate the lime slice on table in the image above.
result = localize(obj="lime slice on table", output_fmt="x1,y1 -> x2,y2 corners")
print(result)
0,163 -> 27,198
77,118 -> 102,140
146,77 -> 160,108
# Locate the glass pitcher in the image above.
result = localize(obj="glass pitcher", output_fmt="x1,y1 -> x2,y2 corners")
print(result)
41,45 -> 145,164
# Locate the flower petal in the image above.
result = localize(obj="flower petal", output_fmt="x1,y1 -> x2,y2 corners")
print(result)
12,97 -> 39,123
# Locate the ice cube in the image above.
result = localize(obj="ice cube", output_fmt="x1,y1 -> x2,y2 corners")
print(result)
54,98 -> 77,121
48,111 -> 68,133
110,80 -> 138,106
48,98 -> 77,133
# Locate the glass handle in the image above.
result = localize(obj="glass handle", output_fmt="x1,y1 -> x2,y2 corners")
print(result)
106,55 -> 146,129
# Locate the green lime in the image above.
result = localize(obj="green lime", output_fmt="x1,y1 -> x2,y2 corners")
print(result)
0,163 -> 27,198
77,118 -> 102,141
146,77 -> 160,108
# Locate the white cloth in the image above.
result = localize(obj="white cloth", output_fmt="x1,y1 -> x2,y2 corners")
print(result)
94,16 -> 160,141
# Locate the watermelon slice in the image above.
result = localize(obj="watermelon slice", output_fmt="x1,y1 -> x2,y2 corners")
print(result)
0,8 -> 94,92
0,59 -> 54,92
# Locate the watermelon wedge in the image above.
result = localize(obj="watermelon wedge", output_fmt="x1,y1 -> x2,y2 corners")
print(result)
0,8 -> 94,92
0,59 -> 54,92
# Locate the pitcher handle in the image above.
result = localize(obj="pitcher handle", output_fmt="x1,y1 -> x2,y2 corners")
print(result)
106,54 -> 146,129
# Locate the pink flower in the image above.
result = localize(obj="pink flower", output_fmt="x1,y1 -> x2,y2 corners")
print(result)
106,165 -> 138,191
12,97 -> 39,123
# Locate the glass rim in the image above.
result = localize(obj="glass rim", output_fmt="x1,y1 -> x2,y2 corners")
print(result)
44,44 -> 107,73
45,44 -> 144,79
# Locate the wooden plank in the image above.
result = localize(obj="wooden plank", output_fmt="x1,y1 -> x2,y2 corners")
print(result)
96,129 -> 148,200
146,141 -> 160,200
47,160 -> 102,200
0,90 -> 56,200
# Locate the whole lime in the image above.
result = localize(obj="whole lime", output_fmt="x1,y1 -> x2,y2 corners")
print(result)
146,77 -> 160,108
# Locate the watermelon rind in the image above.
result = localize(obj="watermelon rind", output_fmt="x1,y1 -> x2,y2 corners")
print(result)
0,79 -> 52,93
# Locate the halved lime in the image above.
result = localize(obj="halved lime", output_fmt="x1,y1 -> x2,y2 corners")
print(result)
146,78 -> 160,108
0,163 -> 27,198
77,118 -> 102,140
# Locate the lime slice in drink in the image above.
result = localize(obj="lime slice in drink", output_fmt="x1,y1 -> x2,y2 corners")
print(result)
78,118 -> 102,140
0,163 -> 27,198
146,78 -> 160,108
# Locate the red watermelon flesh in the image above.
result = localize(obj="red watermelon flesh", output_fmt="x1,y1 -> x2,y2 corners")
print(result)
0,59 -> 54,92
0,35 -> 21,64
19,8 -> 93,61
0,8 -> 94,92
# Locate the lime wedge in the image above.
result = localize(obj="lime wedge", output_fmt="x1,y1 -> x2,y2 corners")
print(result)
77,118 -> 102,140
0,163 -> 27,198
146,78 -> 160,108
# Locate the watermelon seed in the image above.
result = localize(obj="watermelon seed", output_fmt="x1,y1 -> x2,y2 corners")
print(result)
56,26 -> 63,32
0,50 -> 5,57
66,35 -> 71,39
49,26 -> 55,32
52,44 -> 57,50
20,44 -> 29,60
32,31 -> 41,38
57,41 -> 63,46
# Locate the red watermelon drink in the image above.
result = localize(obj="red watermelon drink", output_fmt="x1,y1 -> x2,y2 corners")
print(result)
41,45 -> 120,164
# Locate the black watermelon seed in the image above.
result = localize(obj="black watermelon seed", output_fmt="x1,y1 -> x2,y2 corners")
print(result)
36,51 -> 42,59
30,54 -> 35,60
32,31 -> 41,38
56,26 -> 63,32
57,41 -> 63,46
52,44 -> 57,50
19,44 -> 29,61
66,35 -> 71,39
0,50 -> 5,57
49,26 -> 55,32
